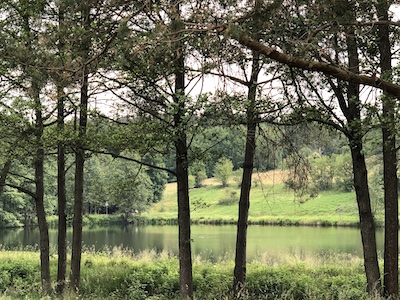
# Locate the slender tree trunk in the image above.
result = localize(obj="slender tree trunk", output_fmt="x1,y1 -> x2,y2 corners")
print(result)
70,2 -> 90,291
326,4 -> 382,293
350,144 -> 381,294
377,1 -> 398,297
70,71 -> 89,291
56,3 -> 67,294
56,85 -> 67,294
175,135 -> 193,299
33,87 -> 51,296
344,11 -> 381,293
171,2 -> 193,298
233,51 -> 260,297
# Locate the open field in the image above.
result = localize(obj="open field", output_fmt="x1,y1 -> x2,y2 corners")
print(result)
143,170 -> 380,227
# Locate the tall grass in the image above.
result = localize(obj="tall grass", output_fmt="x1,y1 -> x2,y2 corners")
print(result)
0,247 -> 384,300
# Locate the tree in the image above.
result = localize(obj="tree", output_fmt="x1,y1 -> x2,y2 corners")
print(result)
54,1 -> 68,293
108,160 -> 153,219
69,0 -> 91,290
376,0 -> 398,297
189,162 -> 207,188
214,157 -> 234,187
0,1 -> 53,294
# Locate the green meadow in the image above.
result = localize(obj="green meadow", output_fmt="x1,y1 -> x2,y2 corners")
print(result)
143,170 -> 375,227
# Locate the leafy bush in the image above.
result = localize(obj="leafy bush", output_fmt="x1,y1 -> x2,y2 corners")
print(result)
214,157 -> 234,187
217,191 -> 239,205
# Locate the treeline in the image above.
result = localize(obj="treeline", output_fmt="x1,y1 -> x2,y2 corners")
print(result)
1,122 -> 353,227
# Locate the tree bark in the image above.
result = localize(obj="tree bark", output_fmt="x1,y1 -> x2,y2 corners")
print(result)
171,1 -> 193,298
0,160 -> 12,195
70,1 -> 90,291
233,51 -> 260,297
56,85 -> 67,294
344,9 -> 381,294
175,134 -> 193,299
377,1 -> 399,297
56,3 -> 67,294
33,86 -> 51,296
350,143 -> 381,294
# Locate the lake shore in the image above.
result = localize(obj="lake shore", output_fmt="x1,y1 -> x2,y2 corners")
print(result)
46,213 -> 364,229
0,249 -> 371,300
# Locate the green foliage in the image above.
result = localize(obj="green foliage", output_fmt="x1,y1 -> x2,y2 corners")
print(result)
213,157 -> 234,187
0,210 -> 22,228
366,155 -> 384,216
285,152 -> 353,201
191,126 -> 245,177
190,162 -> 208,188
310,154 -> 335,191
0,250 -> 372,299
107,158 -> 153,217
144,155 -> 168,202
333,153 -> 354,192
217,190 -> 239,205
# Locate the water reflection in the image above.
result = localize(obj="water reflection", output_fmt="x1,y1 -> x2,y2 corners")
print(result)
0,225 -> 385,261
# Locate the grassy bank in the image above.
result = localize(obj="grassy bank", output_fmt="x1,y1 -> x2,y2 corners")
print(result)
0,248 -> 375,300
143,170 -> 381,227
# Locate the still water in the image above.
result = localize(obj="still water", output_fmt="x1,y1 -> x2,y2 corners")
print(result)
0,225 -> 385,261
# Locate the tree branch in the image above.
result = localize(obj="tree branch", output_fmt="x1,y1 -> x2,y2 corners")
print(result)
236,34 -> 400,97
5,183 -> 36,199
89,150 -> 176,176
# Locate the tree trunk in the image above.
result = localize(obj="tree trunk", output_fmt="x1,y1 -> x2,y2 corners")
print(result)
171,2 -> 193,298
175,137 -> 193,299
56,2 -> 68,293
0,160 -> 12,195
70,147 -> 85,291
233,51 -> 260,297
377,1 -> 399,297
350,144 -> 381,294
56,85 -> 67,294
70,2 -> 90,289
33,87 -> 51,296
342,8 -> 382,294
70,71 -> 89,291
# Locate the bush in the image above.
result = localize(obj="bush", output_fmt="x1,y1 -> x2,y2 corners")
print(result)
217,191 -> 239,205
214,157 -> 234,187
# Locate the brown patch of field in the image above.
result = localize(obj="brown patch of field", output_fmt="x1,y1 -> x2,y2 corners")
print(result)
254,169 -> 288,185
164,169 -> 287,191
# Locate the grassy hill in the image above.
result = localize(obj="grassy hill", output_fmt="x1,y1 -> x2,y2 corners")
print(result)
143,170 -> 376,227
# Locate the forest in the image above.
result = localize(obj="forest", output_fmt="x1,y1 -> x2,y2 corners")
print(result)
0,0 -> 400,299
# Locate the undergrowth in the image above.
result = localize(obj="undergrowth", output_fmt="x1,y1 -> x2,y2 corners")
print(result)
0,247 -> 379,300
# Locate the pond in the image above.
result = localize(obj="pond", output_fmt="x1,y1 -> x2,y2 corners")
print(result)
0,225 -> 385,261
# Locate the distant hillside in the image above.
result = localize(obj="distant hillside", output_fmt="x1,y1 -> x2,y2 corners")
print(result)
143,170 -> 368,227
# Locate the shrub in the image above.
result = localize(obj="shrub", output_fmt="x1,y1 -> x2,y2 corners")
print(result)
214,157 -> 234,187
217,191 -> 239,205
